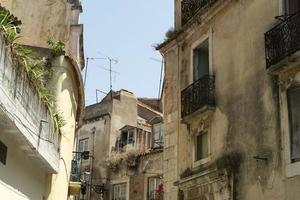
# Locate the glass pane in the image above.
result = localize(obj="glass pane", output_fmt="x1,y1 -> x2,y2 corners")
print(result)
288,86 -> 300,161
196,132 -> 208,161
193,39 -> 209,81
113,183 -> 126,200
84,140 -> 88,151
128,130 -> 135,144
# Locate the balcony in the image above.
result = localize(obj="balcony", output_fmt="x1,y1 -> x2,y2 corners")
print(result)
181,75 -> 215,119
0,35 -> 59,172
265,11 -> 300,69
181,0 -> 219,25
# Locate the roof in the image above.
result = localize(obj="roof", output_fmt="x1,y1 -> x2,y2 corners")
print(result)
137,101 -> 162,123
137,98 -> 162,112
149,116 -> 163,125
84,100 -> 111,121
120,125 -> 136,132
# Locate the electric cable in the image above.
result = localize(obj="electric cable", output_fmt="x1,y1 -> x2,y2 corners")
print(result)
60,157 -> 70,183
0,102 -> 57,145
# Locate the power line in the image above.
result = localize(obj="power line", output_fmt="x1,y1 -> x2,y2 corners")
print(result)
149,57 -> 164,100
158,58 -> 164,100
84,55 -> 119,99
96,89 -> 108,103
96,65 -> 120,75
0,102 -> 57,146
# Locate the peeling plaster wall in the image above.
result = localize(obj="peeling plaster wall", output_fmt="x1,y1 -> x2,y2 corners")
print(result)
78,91 -> 139,199
108,152 -> 163,200
161,0 -> 290,199
79,115 -> 111,185
0,0 -> 83,67
162,45 -> 181,200
0,0 -> 72,49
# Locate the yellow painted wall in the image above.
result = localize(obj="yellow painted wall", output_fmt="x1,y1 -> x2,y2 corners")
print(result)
45,56 -> 81,200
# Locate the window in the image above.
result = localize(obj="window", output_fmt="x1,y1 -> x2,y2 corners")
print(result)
193,39 -> 209,81
287,86 -> 300,162
128,130 -> 135,144
153,123 -> 163,148
146,132 -> 152,150
147,177 -> 162,200
78,138 -> 89,152
113,183 -> 127,200
117,129 -> 136,151
195,132 -> 208,161
286,0 -> 300,14
0,140 -> 7,165
136,129 -> 143,151
121,131 -> 128,147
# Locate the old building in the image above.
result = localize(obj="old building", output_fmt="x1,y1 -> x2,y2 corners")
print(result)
157,0 -> 300,199
75,90 -> 163,200
0,1 -> 84,199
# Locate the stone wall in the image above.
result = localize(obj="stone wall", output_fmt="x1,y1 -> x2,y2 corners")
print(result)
160,0 -> 293,199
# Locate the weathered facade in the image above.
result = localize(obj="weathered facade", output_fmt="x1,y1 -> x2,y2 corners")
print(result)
0,1 -> 84,200
158,0 -> 300,200
76,90 -> 164,200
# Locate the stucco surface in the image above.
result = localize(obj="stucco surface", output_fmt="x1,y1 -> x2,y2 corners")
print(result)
160,0 -> 291,199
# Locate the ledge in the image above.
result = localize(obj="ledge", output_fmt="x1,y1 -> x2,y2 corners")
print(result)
182,105 -> 215,124
0,35 -> 59,173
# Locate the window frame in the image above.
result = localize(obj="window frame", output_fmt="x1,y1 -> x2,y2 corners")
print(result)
153,123 -> 163,148
78,138 -> 89,152
193,130 -> 211,168
147,176 -> 162,200
287,85 -> 300,162
189,29 -> 213,85
280,82 -> 300,178
112,183 -> 127,200
110,179 -> 129,200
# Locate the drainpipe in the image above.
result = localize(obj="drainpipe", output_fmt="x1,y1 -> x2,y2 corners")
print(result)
89,127 -> 96,199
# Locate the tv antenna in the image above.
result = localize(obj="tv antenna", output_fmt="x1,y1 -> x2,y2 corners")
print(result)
95,89 -> 108,103
84,57 -> 106,87
84,55 -> 119,94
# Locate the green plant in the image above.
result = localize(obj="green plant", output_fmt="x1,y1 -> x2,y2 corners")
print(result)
0,6 -> 21,44
47,36 -> 65,57
122,149 -> 140,170
52,111 -> 66,133
106,153 -> 122,172
0,6 -> 66,133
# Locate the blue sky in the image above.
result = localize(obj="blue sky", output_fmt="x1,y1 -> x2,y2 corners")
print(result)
81,1 -> 174,106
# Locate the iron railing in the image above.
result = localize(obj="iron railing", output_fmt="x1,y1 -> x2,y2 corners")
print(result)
181,0 -> 219,25
181,75 -> 215,118
265,11 -> 300,68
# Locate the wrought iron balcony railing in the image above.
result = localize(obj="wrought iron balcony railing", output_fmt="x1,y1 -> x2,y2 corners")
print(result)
181,0 -> 219,25
181,75 -> 215,118
265,11 -> 300,68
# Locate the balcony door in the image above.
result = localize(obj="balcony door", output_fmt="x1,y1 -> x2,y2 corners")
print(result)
287,0 -> 300,14
193,39 -> 209,82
